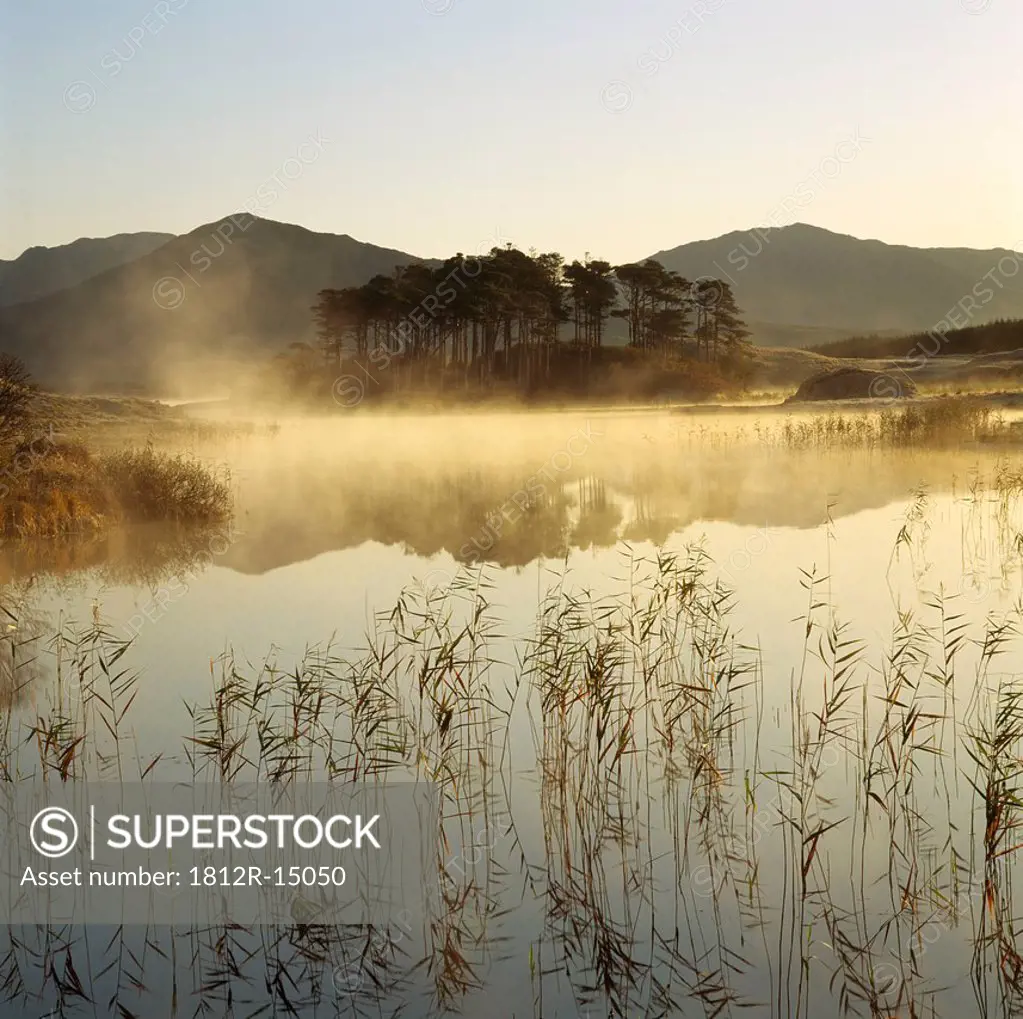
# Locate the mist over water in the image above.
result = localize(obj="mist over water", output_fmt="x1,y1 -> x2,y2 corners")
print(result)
8,0 -> 1023,1008
8,403 -> 1023,742
5,403 -> 1023,1016
9,403 -> 1020,578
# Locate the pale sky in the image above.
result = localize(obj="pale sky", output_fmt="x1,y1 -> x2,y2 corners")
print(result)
1,0 -> 1020,262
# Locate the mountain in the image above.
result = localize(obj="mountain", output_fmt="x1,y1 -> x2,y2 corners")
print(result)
5,218 -> 1023,393
648,224 -> 1023,345
809,317 -> 1023,360
0,215 -> 431,393
0,232 -> 174,307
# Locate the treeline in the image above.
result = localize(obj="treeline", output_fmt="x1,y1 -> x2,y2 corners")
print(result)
812,318 -> 1023,360
307,247 -> 751,398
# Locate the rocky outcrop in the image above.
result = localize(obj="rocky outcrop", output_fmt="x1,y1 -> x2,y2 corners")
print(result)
787,366 -> 917,402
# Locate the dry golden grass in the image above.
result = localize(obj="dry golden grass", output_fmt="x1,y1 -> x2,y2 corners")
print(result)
765,396 -> 1008,451
0,440 -> 115,537
0,438 -> 230,538
100,444 -> 231,523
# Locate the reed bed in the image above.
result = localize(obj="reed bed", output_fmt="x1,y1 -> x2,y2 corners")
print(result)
0,440 -> 231,538
666,396 -> 1020,454
4,500 -> 1023,1018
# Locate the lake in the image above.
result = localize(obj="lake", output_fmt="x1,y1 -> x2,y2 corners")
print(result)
3,404 -> 1023,1017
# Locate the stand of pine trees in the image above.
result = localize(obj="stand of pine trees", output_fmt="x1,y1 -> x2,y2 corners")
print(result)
304,247 -> 752,402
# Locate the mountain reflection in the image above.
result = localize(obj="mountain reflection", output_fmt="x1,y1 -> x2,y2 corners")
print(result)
215,443 -> 1005,574
0,431 -> 1014,582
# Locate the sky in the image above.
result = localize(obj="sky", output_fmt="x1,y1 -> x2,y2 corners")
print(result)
1,0 -> 1021,262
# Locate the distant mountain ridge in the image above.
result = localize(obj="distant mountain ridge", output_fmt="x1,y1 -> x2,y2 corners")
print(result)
2,218 -> 1022,393
0,215 -> 430,392
0,232 -> 174,307
649,224 -> 1023,339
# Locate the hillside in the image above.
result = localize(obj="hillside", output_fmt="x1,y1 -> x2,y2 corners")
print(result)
649,224 -> 1023,341
4,218 -> 1023,393
742,319 -> 908,350
810,318 -> 1023,360
0,231 -> 174,307
0,215 -> 430,393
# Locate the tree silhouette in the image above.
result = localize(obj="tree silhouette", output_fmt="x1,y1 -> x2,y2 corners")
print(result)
308,247 -> 750,401
0,353 -> 38,449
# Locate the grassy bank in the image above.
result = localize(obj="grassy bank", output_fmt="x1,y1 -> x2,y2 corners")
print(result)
0,357 -> 233,538
30,391 -> 279,451
0,438 -> 231,538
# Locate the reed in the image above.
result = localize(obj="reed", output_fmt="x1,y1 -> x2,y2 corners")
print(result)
0,439 -> 231,538
5,491 -> 1023,1016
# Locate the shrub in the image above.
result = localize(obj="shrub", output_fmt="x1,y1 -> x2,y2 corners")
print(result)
0,353 -> 39,450
0,440 -> 231,538
100,444 -> 231,524
0,440 -> 116,538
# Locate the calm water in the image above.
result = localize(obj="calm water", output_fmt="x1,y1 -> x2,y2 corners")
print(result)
4,407 -> 1023,1017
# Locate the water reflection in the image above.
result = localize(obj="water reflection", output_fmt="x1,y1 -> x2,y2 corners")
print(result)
1,410 -> 1020,582
0,587 -> 48,712
0,521 -> 240,588
2,410 -> 1023,1016
223,450 -> 1017,573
